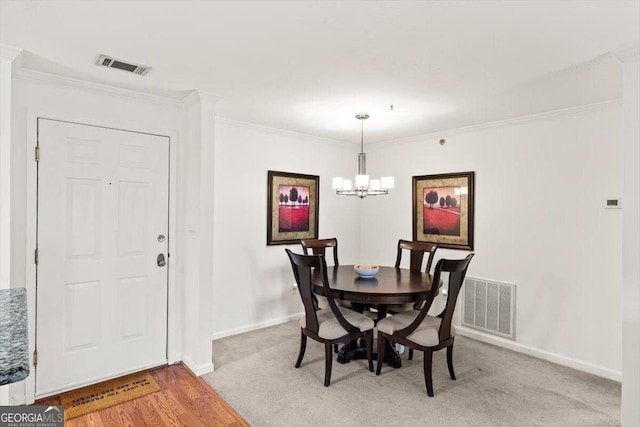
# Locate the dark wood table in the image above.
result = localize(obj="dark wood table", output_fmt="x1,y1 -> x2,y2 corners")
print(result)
313,265 -> 436,368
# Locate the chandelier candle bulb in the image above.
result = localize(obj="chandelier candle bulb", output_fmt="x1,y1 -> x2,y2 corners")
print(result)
355,174 -> 369,188
332,177 -> 344,190
381,176 -> 395,189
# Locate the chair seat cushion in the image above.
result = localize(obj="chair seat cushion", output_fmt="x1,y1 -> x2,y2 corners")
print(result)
300,307 -> 374,340
376,310 -> 455,347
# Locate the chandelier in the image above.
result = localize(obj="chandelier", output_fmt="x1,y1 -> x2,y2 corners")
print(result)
332,114 -> 394,198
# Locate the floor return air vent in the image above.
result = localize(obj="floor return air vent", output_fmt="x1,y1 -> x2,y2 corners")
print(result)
461,277 -> 516,340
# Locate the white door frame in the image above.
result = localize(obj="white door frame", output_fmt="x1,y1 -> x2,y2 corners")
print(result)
24,109 -> 179,404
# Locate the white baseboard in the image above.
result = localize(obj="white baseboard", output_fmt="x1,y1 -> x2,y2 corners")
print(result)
456,326 -> 622,382
0,383 -> 26,405
182,355 -> 214,377
211,312 -> 303,342
10,392 -> 25,405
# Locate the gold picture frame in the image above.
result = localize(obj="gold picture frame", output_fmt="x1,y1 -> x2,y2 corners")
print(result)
267,170 -> 319,245
412,171 -> 475,250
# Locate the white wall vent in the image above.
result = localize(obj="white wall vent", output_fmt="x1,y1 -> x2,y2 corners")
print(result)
461,276 -> 516,340
95,54 -> 151,76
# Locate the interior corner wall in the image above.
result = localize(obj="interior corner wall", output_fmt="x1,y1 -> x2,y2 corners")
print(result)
360,105 -> 623,377
180,92 -> 217,375
210,119 -> 362,339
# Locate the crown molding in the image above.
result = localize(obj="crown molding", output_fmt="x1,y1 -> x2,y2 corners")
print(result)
197,90 -> 223,106
215,116 -> 354,149
0,44 -> 23,63
612,46 -> 640,64
371,99 -> 623,149
13,66 -> 187,108
182,90 -> 223,109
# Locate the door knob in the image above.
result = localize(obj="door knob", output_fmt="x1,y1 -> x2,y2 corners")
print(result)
157,253 -> 166,267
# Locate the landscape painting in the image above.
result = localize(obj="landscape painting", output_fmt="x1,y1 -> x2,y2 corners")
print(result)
267,171 -> 319,245
422,186 -> 460,236
413,171 -> 475,250
278,184 -> 310,232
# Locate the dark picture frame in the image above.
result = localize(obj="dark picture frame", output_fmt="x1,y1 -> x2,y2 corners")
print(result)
412,171 -> 475,250
267,170 -> 319,246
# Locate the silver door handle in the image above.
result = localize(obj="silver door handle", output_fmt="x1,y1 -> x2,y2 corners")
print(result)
157,253 -> 166,267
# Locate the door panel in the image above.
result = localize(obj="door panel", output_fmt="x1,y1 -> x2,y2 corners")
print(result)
36,119 -> 169,397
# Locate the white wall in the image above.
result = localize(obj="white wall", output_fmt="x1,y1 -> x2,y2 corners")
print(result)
617,48 -> 640,427
180,91 -> 219,375
210,119 -> 362,339
0,44 -> 22,407
359,104 -> 623,377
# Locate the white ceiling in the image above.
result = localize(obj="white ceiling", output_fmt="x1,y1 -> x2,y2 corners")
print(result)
1,1 -> 638,143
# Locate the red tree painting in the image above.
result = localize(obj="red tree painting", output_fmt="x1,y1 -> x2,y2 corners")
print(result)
278,185 -> 310,232
423,186 -> 460,236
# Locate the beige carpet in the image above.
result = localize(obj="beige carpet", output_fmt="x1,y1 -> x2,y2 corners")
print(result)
203,321 -> 620,427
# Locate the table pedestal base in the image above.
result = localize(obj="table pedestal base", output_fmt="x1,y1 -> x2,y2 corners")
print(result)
336,338 -> 402,368
337,303 -> 402,368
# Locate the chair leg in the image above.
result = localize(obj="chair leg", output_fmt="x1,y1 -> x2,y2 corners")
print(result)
423,350 -> 434,397
324,342 -> 333,387
334,344 -> 338,353
366,331 -> 374,372
447,343 -> 456,380
295,330 -> 307,368
375,332 -> 385,375
408,348 -> 414,360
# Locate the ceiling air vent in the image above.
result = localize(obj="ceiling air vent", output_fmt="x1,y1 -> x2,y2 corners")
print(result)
95,54 -> 151,76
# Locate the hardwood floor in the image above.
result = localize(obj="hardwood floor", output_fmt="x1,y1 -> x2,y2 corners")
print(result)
36,364 -> 249,427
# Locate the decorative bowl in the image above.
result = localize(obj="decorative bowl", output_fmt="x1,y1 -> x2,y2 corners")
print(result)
354,264 -> 380,278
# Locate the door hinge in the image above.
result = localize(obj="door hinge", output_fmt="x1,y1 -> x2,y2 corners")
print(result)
35,146 -> 40,162
33,350 -> 38,367
34,249 -> 38,264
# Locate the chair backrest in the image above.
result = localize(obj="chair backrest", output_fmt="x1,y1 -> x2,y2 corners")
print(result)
300,238 -> 339,266
397,253 -> 474,343
395,239 -> 439,273
285,249 -> 357,335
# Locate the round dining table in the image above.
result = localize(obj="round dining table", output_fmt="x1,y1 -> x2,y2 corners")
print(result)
313,265 -> 438,368
322,265 -> 435,304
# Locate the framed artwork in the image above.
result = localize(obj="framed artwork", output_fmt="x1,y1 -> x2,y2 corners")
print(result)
267,170 -> 319,246
412,171 -> 475,250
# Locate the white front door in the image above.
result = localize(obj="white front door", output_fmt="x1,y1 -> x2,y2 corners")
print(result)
35,119 -> 169,397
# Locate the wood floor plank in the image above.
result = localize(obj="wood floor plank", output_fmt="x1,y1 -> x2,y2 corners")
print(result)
34,364 -> 249,427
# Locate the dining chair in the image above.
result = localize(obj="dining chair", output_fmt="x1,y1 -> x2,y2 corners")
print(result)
389,239 -> 440,359
385,240 -> 439,315
285,249 -> 374,387
300,238 -> 339,266
300,238 -> 350,310
375,253 -> 474,397
395,239 -> 439,274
